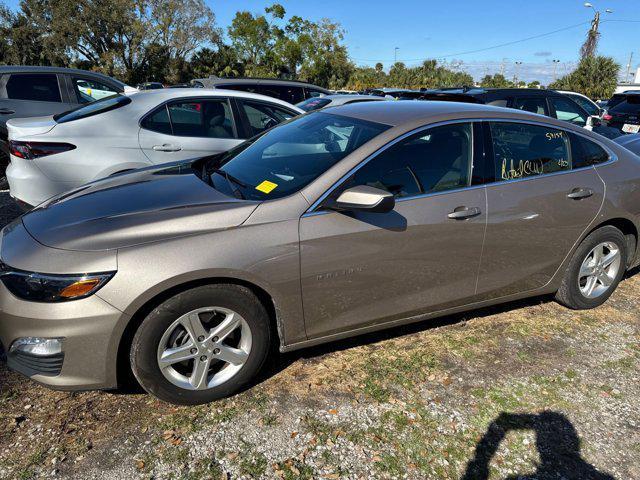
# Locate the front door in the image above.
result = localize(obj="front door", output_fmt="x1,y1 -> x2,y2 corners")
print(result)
299,122 -> 488,339
476,121 -> 604,299
139,98 -> 242,164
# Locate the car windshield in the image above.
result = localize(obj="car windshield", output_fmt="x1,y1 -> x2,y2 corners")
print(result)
207,112 -> 390,200
610,96 -> 640,114
54,94 -> 130,123
296,98 -> 332,112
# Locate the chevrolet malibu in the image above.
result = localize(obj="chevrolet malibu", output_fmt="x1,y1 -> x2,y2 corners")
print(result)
1,102 -> 639,405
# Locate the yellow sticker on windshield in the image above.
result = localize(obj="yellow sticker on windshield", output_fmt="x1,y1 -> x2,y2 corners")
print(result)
256,180 -> 278,194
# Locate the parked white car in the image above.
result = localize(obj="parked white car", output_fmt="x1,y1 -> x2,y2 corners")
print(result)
556,90 -> 603,118
6,89 -> 303,207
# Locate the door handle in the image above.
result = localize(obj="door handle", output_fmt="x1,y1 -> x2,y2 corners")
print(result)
0,109 -> 15,114
152,144 -> 182,152
567,188 -> 593,200
447,206 -> 481,220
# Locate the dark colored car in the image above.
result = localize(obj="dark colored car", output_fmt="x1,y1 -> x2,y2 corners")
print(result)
0,66 -> 132,186
190,77 -> 330,105
603,93 -> 640,134
420,88 -> 621,138
137,82 -> 164,90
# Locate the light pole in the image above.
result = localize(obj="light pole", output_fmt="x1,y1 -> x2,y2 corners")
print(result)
581,3 -> 613,58
514,61 -> 523,85
394,47 -> 399,63
552,59 -> 560,81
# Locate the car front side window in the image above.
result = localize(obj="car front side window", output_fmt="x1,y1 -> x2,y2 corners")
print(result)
240,101 -> 297,137
344,122 -> 474,198
549,97 -> 588,126
72,77 -> 119,103
489,122 -> 571,182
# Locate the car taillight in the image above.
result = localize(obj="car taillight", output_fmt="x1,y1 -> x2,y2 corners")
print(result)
9,140 -> 76,160
602,114 -> 613,121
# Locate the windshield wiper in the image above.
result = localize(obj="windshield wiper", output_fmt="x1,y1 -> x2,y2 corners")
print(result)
211,168 -> 247,199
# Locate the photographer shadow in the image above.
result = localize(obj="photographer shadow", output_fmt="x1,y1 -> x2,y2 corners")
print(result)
461,411 -> 615,480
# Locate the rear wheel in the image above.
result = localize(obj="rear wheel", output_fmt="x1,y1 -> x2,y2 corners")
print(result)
130,284 -> 271,405
555,226 -> 627,309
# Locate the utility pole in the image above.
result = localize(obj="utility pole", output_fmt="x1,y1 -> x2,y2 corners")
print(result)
552,59 -> 560,81
394,47 -> 399,63
581,3 -> 613,58
626,52 -> 634,82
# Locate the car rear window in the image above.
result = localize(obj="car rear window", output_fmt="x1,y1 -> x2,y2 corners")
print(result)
54,95 -> 131,123
609,96 -> 640,114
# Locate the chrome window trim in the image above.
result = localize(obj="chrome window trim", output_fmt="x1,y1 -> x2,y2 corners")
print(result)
302,117 -> 617,217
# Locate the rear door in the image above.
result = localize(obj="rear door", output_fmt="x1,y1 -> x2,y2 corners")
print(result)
139,97 -> 242,164
476,121 -> 604,300
0,73 -> 74,149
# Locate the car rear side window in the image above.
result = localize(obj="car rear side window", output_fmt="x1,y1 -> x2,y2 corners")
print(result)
570,133 -> 609,168
347,123 -> 474,198
297,98 -> 331,112
54,95 -> 131,123
489,122 -> 571,181
141,105 -> 172,134
6,74 -> 61,102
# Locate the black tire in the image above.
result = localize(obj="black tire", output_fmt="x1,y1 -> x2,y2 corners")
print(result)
130,284 -> 272,405
555,226 -> 627,310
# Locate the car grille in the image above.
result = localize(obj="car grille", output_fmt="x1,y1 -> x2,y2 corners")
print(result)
7,350 -> 64,377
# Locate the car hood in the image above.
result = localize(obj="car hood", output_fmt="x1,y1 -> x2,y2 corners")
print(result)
22,163 -> 260,251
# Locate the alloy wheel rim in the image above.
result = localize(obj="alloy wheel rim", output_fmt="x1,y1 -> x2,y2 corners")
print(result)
157,307 -> 252,391
578,241 -> 621,299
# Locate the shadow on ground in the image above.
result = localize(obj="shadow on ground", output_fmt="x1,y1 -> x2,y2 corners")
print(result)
461,411 -> 615,480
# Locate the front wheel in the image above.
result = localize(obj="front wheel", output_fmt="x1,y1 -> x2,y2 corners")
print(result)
555,226 -> 627,309
130,284 -> 272,405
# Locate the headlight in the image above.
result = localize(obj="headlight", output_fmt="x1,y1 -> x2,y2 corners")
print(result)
0,263 -> 114,302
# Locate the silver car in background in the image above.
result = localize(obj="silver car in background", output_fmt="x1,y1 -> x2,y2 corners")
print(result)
6,89 -> 303,207
296,94 -> 387,112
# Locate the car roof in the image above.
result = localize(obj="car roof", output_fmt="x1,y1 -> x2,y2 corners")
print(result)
191,77 -> 330,92
128,88 -> 305,112
0,65 -> 126,87
323,100 -> 576,128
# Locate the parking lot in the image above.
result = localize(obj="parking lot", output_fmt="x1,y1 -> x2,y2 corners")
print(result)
0,190 -> 638,479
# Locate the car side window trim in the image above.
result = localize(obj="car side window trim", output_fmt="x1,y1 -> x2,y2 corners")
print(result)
139,96 -> 238,138
304,117 -> 618,216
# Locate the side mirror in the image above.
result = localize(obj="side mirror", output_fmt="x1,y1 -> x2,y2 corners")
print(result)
329,185 -> 395,213
586,115 -> 601,130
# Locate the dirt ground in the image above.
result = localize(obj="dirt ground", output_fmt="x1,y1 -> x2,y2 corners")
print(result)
0,192 -> 638,480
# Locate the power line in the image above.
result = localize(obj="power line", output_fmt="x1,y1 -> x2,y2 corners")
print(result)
350,19 -> 639,64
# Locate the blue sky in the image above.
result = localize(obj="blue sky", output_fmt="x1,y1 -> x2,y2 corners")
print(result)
4,0 -> 638,83
211,0 -> 639,83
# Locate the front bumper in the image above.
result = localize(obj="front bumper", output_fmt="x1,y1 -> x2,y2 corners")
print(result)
0,220 -> 126,390
0,282 -> 128,390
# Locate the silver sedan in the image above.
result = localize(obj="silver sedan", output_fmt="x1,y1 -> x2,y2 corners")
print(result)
6,89 -> 303,207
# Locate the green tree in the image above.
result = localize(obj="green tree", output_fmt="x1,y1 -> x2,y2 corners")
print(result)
480,73 -> 513,88
527,80 -> 541,89
549,56 -> 619,100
